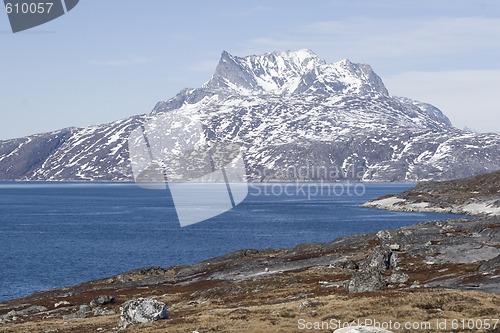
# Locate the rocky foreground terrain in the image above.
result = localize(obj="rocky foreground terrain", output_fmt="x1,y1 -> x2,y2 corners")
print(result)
363,170 -> 500,216
1,214 -> 499,331
1,172 -> 499,332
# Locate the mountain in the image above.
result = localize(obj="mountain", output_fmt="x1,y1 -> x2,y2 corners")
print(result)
0,49 -> 498,181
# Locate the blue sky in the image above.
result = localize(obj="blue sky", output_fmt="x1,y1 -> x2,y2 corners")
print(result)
0,0 -> 499,139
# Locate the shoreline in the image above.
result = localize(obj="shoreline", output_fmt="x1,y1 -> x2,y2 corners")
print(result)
1,213 -> 498,331
362,196 -> 500,216
362,170 -> 500,217
1,173 -> 498,332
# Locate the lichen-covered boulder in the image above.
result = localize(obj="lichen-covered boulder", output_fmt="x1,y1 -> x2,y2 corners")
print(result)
348,268 -> 385,293
119,297 -> 168,329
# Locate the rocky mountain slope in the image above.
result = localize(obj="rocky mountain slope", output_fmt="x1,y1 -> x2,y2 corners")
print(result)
0,49 -> 498,181
364,170 -> 500,215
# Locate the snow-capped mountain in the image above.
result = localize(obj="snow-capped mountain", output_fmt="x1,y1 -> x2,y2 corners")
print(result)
0,49 -> 498,181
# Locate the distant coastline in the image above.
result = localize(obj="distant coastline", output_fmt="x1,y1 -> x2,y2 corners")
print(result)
363,170 -> 500,216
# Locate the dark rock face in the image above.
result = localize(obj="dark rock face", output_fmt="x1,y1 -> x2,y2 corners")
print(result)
360,248 -> 396,271
0,50 -> 498,181
0,129 -> 73,180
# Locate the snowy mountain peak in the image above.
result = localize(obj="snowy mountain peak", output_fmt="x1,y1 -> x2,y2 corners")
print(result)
337,58 -> 352,65
204,49 -> 324,95
204,50 -> 388,96
1,49 -> 498,182
295,58 -> 389,96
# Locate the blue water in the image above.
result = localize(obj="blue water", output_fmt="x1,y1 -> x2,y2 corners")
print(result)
0,182 -> 465,302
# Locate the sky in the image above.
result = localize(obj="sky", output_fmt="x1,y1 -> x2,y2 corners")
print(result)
0,0 -> 499,140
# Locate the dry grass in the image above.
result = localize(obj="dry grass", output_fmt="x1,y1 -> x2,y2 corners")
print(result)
1,267 -> 499,333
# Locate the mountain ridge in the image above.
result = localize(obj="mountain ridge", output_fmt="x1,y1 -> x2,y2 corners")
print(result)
203,49 -> 389,96
0,49 -> 498,181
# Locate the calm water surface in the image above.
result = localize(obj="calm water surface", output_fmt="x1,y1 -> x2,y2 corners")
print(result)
0,182 -> 465,301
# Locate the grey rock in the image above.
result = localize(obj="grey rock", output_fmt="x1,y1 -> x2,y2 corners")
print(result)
90,295 -> 115,307
54,301 -> 71,308
62,312 -> 85,320
388,272 -> 409,284
410,281 -> 422,289
435,243 -> 499,264
389,244 -> 401,251
299,299 -> 321,309
113,266 -> 168,283
319,280 -> 348,288
22,305 -> 48,315
361,249 -> 396,271
93,308 -> 116,317
62,304 -> 92,320
389,252 -> 398,269
479,254 -> 500,272
348,268 -> 385,293
79,304 -> 92,313
7,305 -> 48,317
335,260 -> 359,270
288,293 -> 308,301
119,297 -> 168,329
0,305 -> 48,323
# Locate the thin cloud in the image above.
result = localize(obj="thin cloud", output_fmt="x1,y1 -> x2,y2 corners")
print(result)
308,17 -> 500,58
241,16 -> 500,66
384,70 -> 500,133
326,0 -> 500,15
91,56 -> 151,67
